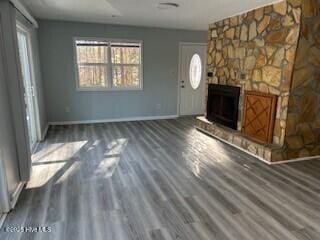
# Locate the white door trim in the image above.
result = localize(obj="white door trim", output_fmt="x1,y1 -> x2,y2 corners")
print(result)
16,21 -> 41,150
0,150 -> 10,214
177,42 -> 207,116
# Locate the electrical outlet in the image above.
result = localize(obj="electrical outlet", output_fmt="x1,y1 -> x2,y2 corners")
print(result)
65,106 -> 70,113
156,104 -> 161,110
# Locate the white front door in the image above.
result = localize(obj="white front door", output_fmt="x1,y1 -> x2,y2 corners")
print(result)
17,28 -> 38,151
179,43 -> 206,116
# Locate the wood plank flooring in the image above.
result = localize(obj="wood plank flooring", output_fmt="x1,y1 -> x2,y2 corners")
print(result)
1,117 -> 320,240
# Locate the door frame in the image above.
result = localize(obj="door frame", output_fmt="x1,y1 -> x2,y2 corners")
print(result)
177,42 -> 207,116
16,21 -> 41,151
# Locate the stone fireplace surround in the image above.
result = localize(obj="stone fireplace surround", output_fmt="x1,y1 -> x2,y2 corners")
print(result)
196,0 -> 320,162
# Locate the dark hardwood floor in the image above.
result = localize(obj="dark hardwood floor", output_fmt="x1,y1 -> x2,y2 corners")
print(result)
1,117 -> 320,240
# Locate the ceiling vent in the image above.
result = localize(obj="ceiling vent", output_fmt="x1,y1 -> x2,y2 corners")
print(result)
157,2 -> 179,10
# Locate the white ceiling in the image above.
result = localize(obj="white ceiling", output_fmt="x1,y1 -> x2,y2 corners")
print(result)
22,0 -> 281,30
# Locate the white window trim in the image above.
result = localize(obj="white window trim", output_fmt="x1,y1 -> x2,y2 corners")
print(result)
73,37 -> 143,91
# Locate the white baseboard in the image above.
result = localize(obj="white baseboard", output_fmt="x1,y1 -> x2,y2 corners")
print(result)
32,142 -> 39,154
40,124 -> 49,141
0,182 -> 24,230
49,115 -> 178,125
0,213 -> 7,229
271,155 -> 320,164
196,127 -> 320,165
31,124 -> 49,154
10,182 -> 25,209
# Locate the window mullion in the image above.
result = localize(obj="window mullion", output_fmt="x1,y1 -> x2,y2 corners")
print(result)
107,42 -> 113,88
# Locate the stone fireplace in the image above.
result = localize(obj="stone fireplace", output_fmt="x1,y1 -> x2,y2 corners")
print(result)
196,0 -> 320,162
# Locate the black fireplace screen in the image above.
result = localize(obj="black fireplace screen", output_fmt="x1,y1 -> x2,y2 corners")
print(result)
206,84 -> 240,130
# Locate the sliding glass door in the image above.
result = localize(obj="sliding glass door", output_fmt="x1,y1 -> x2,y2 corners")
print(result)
17,28 -> 38,151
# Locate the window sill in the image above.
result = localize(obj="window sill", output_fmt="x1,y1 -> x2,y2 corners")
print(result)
76,87 -> 143,92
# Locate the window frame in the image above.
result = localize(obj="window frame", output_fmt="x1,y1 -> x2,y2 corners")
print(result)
189,53 -> 202,90
73,37 -> 143,91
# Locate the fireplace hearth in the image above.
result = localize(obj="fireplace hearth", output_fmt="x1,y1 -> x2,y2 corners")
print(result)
206,84 -> 240,130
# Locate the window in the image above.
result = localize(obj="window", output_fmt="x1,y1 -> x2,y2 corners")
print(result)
189,54 -> 202,90
76,40 -> 108,88
74,38 -> 142,90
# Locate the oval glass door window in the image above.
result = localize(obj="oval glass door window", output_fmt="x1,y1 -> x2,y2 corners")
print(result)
189,54 -> 202,90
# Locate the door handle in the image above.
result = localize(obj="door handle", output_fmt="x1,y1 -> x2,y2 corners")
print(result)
181,86 -> 185,88
31,86 -> 35,97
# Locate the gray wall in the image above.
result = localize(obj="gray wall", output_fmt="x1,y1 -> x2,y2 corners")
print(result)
38,20 -> 206,122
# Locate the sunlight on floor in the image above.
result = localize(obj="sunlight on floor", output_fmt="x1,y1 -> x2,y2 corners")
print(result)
95,138 -> 128,178
186,130 -> 233,178
28,141 -> 88,188
32,141 -> 88,162
28,138 -> 129,188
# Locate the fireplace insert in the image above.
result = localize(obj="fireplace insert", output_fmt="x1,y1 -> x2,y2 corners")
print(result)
206,84 -> 240,130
